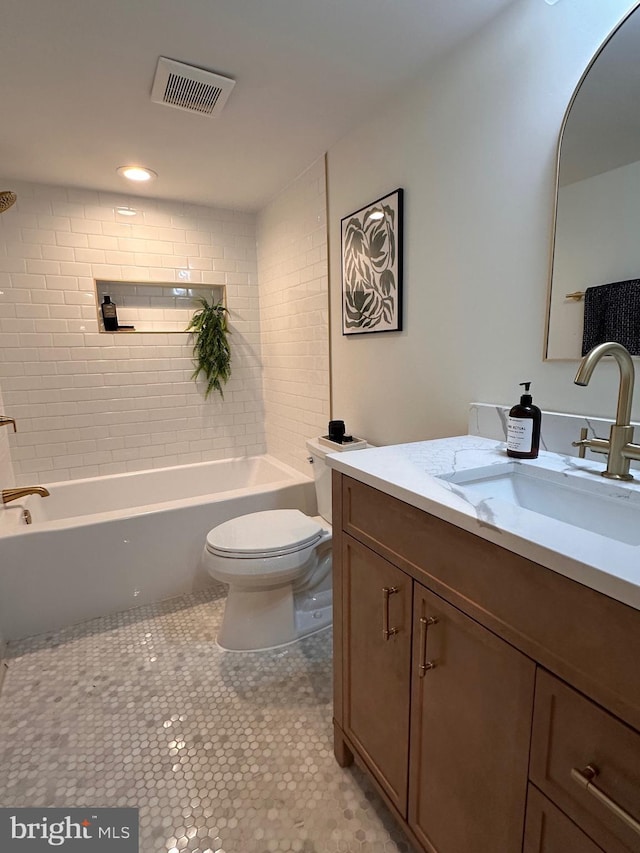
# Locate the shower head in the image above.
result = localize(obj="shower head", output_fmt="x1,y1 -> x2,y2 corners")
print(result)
0,191 -> 17,213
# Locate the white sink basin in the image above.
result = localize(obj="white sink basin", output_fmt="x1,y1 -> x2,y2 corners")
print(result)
438,462 -> 640,546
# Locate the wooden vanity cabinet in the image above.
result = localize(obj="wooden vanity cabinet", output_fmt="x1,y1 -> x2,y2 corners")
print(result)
341,536 -> 413,814
530,670 -> 640,853
332,471 -> 640,853
523,786 -> 605,853
408,584 -> 534,853
340,534 -> 534,843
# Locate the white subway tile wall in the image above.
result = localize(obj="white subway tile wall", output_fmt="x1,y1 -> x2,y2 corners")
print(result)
257,158 -> 330,474
95,280 -> 226,333
0,379 -> 16,490
0,181 -> 265,483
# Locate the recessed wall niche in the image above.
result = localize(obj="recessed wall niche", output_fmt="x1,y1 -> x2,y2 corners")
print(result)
95,280 -> 226,333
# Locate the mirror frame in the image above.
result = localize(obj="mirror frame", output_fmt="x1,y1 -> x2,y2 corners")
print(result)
543,1 -> 640,361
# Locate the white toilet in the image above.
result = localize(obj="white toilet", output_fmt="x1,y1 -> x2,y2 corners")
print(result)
202,436 -> 365,651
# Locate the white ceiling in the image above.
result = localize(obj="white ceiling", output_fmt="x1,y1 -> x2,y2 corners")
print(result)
0,0 -> 514,211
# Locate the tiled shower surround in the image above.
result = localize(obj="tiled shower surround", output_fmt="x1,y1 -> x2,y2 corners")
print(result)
257,159 -> 330,476
0,588 -> 410,853
0,165 -> 329,485
0,380 -> 14,487
0,181 -> 263,483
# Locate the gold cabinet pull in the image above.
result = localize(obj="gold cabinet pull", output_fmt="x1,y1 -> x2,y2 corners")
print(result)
571,765 -> 640,837
382,586 -> 399,640
419,615 -> 438,676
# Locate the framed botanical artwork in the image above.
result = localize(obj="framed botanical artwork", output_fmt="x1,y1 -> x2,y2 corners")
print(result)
341,188 -> 403,335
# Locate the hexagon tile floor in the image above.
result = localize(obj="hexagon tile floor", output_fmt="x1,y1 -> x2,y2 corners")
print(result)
0,586 -> 413,853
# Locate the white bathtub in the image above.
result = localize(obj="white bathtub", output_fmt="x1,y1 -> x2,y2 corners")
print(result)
0,455 -> 316,641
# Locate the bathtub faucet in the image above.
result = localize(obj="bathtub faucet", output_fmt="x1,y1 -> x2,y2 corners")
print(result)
2,486 -> 50,504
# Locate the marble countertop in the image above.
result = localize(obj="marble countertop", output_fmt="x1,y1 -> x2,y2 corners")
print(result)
326,435 -> 640,612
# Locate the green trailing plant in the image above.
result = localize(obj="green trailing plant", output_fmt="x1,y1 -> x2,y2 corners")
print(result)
186,297 -> 231,399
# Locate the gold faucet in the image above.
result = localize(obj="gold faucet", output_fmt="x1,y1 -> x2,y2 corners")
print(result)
0,416 -> 16,432
572,342 -> 640,480
2,486 -> 50,504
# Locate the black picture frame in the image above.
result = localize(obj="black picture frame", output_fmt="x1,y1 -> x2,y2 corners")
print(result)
341,188 -> 403,335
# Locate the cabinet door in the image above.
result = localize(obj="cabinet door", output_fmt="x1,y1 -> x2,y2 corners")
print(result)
408,583 -> 535,853
342,535 -> 413,815
524,785 -> 604,853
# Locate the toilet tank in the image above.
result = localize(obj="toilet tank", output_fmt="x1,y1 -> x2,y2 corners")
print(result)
306,436 -> 368,523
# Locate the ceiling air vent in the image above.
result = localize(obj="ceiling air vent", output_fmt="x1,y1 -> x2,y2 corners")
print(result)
151,57 -> 235,117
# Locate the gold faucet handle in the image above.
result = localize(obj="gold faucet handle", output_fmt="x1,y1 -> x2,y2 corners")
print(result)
0,416 -> 16,432
572,429 -> 610,458
572,427 -> 589,458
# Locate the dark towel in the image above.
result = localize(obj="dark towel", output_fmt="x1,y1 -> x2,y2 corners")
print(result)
582,279 -> 640,356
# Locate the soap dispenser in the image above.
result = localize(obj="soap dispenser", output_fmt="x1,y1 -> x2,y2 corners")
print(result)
101,295 -> 118,331
507,382 -> 541,459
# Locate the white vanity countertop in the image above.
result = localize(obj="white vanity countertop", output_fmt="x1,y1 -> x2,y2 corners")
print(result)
326,435 -> 640,612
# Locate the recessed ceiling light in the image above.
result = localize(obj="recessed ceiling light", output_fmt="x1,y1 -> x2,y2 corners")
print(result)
116,206 -> 138,216
116,165 -> 157,182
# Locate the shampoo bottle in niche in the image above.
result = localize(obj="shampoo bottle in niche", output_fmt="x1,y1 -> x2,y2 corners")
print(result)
507,382 -> 541,459
101,295 -> 118,331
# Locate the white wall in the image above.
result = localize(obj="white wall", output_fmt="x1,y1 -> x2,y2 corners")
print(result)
257,158 -> 330,474
0,181 -> 264,483
0,379 -> 15,491
548,159 -> 640,359
327,0 -> 639,447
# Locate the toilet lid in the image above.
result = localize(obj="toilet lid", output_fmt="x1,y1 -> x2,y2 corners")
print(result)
205,509 -> 323,558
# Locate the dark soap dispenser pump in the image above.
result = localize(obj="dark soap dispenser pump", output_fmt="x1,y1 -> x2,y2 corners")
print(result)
507,381 -> 541,459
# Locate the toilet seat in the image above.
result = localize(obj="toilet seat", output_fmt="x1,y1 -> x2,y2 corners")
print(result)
205,509 -> 323,559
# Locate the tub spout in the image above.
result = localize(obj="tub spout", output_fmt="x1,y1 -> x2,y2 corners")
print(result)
2,486 -> 50,504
